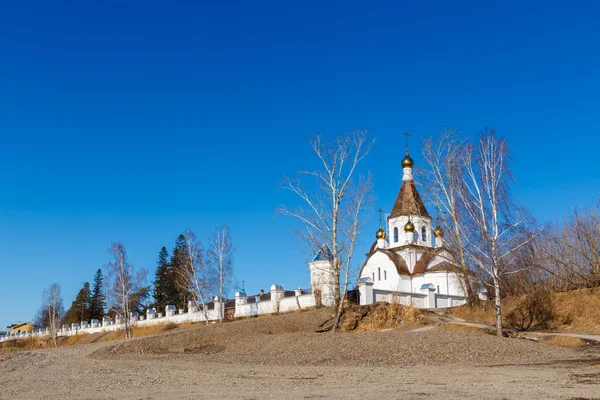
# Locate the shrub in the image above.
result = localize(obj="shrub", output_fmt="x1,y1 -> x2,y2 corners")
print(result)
338,302 -> 426,332
506,290 -> 553,331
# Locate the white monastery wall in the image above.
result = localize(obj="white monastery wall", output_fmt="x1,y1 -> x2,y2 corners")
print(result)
1,287 -> 318,343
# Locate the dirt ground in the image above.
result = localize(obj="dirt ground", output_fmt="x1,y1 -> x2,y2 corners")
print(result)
2,308 -> 600,399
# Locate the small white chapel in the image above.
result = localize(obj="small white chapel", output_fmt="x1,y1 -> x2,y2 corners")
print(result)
354,143 -> 467,308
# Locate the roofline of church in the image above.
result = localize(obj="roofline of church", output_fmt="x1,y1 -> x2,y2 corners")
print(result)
359,242 -> 467,280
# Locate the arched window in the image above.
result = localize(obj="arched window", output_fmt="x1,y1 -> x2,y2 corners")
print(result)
421,226 -> 427,242
393,227 -> 399,242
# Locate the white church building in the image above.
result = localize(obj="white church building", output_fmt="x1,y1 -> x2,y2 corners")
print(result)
310,145 -> 468,309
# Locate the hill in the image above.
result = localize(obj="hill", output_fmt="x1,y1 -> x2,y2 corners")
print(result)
91,305 -> 579,366
453,287 -> 600,334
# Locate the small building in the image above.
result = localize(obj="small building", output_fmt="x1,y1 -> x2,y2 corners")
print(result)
6,322 -> 37,335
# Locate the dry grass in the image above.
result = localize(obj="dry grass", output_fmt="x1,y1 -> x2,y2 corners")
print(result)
0,321 -> 203,353
131,323 -> 179,337
536,335 -> 588,349
0,334 -> 89,352
550,288 -> 600,332
452,301 -> 502,325
452,288 -> 600,334
440,324 -> 495,336
339,302 -> 428,332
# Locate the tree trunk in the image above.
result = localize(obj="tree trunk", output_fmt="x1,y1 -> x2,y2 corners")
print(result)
333,260 -> 341,310
493,275 -> 503,337
331,294 -> 344,333
196,294 -> 210,326
451,208 -> 476,308
314,289 -> 322,308
219,273 -> 224,322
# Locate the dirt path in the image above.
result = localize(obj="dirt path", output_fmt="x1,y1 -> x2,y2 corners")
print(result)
435,311 -> 600,342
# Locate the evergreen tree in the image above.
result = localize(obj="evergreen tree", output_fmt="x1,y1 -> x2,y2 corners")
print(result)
64,282 -> 91,325
171,234 -> 192,309
89,268 -> 107,320
130,286 -> 151,314
153,247 -> 177,312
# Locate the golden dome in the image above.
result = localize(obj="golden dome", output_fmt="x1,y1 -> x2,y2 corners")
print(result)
401,151 -> 414,168
434,225 -> 445,238
404,219 -> 415,232
376,228 -> 387,239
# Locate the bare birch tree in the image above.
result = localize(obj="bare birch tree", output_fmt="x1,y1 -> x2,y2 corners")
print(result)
40,283 -> 64,347
180,230 -> 213,324
106,242 -> 146,339
280,130 -> 374,333
456,131 -> 537,336
207,225 -> 234,322
421,129 -> 476,305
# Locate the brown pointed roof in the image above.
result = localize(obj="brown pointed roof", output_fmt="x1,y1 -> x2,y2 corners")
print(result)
358,246 -> 459,277
358,248 -> 411,277
388,179 -> 430,219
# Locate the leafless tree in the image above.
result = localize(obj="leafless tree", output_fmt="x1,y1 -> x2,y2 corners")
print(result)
280,130 -> 374,333
421,129 -> 476,305
40,283 -> 64,347
456,131 -> 538,336
536,204 -> 600,290
496,239 -> 546,297
181,230 -> 213,323
207,225 -> 234,322
106,242 -> 147,339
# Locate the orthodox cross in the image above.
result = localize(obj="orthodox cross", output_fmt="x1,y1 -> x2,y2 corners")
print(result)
377,208 -> 384,228
241,280 -> 245,292
403,132 -> 411,151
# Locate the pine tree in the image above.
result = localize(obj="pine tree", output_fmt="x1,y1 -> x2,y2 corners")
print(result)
64,282 -> 92,325
130,286 -> 151,314
153,247 -> 177,312
89,269 -> 106,320
171,234 -> 192,309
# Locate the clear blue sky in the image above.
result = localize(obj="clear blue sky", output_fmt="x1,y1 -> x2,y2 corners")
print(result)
1,1 -> 599,330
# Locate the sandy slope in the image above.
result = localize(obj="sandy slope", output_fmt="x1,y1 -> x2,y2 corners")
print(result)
1,309 -> 599,399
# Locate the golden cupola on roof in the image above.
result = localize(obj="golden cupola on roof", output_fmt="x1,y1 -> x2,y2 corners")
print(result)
404,219 -> 415,232
376,227 -> 387,239
434,225 -> 445,238
401,150 -> 414,168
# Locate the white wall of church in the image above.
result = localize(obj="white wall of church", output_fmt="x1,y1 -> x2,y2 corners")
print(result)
359,252 -> 403,292
387,215 -> 433,248
359,251 -> 465,300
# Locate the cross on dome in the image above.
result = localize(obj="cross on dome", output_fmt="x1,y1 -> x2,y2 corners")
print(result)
402,132 -> 414,168
375,208 -> 386,239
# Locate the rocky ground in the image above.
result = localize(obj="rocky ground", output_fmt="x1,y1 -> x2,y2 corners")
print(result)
1,308 -> 600,399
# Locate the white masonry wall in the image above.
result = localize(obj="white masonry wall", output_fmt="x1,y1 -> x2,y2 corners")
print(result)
0,286 -> 317,343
